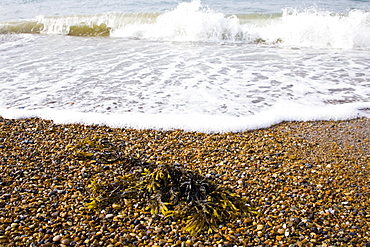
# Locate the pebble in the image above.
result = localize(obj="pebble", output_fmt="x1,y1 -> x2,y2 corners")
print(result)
305,163 -> 313,168
0,117 -> 369,246
51,211 -> 59,217
61,239 -> 71,245
105,214 -> 115,219
112,203 -> 121,210
10,223 -> 18,228
256,224 -> 264,230
52,235 -> 62,242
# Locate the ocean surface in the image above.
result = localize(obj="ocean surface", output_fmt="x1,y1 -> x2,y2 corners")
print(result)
1,0 -> 370,132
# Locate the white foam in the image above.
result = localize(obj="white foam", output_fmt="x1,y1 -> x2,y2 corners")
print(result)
110,1 -> 242,42
1,1 -> 370,133
262,8 -> 370,49
14,1 -> 368,49
110,4 -> 370,49
1,102 -> 369,133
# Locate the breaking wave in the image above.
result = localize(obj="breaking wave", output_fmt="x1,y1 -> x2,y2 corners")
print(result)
1,0 -> 370,49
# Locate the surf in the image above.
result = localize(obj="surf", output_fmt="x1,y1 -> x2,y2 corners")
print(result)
1,0 -> 369,49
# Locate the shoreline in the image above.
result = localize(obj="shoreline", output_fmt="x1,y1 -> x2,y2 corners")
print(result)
0,117 -> 369,246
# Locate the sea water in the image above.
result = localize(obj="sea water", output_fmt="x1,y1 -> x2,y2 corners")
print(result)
1,0 -> 370,132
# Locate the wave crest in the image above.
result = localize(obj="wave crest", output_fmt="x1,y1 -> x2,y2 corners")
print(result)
1,0 -> 369,49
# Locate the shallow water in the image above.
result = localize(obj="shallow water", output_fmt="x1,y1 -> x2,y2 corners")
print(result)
1,0 -> 370,132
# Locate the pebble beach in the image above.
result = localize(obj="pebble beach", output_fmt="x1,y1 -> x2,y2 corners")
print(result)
0,117 -> 369,247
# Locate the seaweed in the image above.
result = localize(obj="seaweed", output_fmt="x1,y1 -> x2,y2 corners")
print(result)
66,135 -> 122,163
87,162 -> 258,235
70,138 -> 259,235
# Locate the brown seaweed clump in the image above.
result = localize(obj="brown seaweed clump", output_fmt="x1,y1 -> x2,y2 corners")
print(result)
68,137 -> 258,235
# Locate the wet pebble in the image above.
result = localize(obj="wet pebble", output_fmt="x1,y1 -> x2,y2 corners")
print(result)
1,117 -> 369,246
61,238 -> 71,245
52,235 -> 62,242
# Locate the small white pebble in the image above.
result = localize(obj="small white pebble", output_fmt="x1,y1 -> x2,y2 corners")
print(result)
52,235 -> 62,242
105,214 -> 114,219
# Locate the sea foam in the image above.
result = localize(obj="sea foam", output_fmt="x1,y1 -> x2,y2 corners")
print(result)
1,0 -> 370,133
1,102 -> 369,133
110,3 -> 370,49
1,0 -> 370,49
